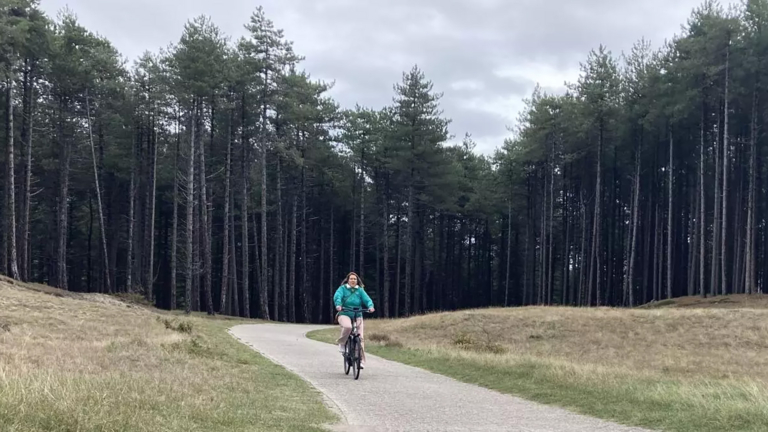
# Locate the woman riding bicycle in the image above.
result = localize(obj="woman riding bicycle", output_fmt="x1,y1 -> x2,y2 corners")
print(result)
334,272 -> 374,368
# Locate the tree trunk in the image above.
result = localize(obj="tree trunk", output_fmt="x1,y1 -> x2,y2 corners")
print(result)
126,123 -> 138,293
562,165 -> 571,306
594,119 -> 604,306
578,189 -> 586,306
259,126 -> 269,320
382,187 -> 390,317
624,139 -> 641,307
289,195 -> 297,322
300,145 -> 309,321
525,176 -> 533,305
608,147 -> 619,306
621,191 -> 631,306
19,60 -> 33,282
230,198 -> 239,316
241,128 -> 251,319
667,133 -> 673,299
252,188 -> 262,317
273,155 -> 282,320
653,203 -> 661,301
282,207 -> 288,321
414,214 -> 423,312
319,212 -> 326,322
395,209 -> 402,317
350,174 -> 357,271
377,212 -> 383,310
199,105 -> 213,315
465,221 -> 472,308
689,172 -> 700,298
359,148 -> 365,279
404,191 -> 413,316
721,42 -> 730,296
184,106 -> 196,313
734,170 -> 744,294
6,74 -> 19,280
746,90 -> 757,295
56,98 -> 70,290
700,107 -> 707,298
328,205 -> 335,322
712,107 -> 723,297
686,145 -> 696,298
505,197 -> 512,306
87,195 -> 93,291
192,108 -> 201,312
135,121 -> 145,294
443,218 -> 452,309
641,197 -> 651,304
144,100 -> 158,302
170,107 -> 180,310
539,170 -> 547,304
219,103 -> 232,313
548,151 -> 555,305
587,125 -> 603,306
85,90 -> 111,293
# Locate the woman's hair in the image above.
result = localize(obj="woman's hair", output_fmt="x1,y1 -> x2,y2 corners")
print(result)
341,271 -> 363,287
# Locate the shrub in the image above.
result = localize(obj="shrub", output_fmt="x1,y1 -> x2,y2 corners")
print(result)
368,332 -> 404,348
453,332 -> 507,354
158,317 -> 194,334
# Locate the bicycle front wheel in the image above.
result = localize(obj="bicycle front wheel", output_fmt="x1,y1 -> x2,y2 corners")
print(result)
353,339 -> 362,380
344,339 -> 351,375
349,339 -> 358,378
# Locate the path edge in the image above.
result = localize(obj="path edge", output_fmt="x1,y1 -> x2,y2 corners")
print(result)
228,324 -> 349,431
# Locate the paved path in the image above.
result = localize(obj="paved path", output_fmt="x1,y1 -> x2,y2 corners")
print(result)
230,324 -> 653,432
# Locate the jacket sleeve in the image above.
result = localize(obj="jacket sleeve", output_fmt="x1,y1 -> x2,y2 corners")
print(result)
333,286 -> 344,307
360,288 -> 374,309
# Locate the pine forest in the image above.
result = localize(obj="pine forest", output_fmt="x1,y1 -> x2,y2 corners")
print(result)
1,0 -> 766,323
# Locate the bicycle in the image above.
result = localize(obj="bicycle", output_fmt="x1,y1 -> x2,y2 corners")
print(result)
340,307 -> 370,380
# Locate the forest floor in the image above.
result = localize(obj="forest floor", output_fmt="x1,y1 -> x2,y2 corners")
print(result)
308,297 -> 768,432
0,276 -> 337,432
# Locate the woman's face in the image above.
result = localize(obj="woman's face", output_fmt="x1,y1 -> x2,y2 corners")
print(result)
348,275 -> 357,286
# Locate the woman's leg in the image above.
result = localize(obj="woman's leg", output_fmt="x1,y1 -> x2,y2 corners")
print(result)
357,317 -> 366,363
336,315 -> 352,351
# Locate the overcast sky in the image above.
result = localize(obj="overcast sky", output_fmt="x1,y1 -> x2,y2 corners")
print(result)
40,0 -> 737,155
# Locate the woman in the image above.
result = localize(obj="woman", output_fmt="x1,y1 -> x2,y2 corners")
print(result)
333,272 -> 374,368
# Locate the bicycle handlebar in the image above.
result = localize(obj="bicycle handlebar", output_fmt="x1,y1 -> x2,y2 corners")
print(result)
340,307 -> 373,313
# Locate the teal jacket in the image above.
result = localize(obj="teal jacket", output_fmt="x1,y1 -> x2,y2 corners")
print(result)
333,284 -> 374,318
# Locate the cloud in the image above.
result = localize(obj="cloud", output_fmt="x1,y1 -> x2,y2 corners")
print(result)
39,0 -> 739,155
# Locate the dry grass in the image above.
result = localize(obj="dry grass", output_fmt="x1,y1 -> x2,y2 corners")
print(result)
640,293 -> 768,310
0,278 -> 336,432
309,298 -> 768,432
377,305 -> 768,381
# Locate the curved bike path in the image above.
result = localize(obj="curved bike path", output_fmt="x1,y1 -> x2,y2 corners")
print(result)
230,324 -> 653,432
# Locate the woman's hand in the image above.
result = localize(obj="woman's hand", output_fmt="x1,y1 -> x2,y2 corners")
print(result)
336,306 -> 342,311
368,307 -> 375,313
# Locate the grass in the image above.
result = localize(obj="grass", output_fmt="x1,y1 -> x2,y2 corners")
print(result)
0,277 -> 337,432
308,299 -> 768,432
639,293 -> 768,310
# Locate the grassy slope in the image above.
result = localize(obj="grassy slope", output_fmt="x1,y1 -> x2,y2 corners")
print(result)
309,296 -> 768,432
0,277 -> 337,432
639,293 -> 768,310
